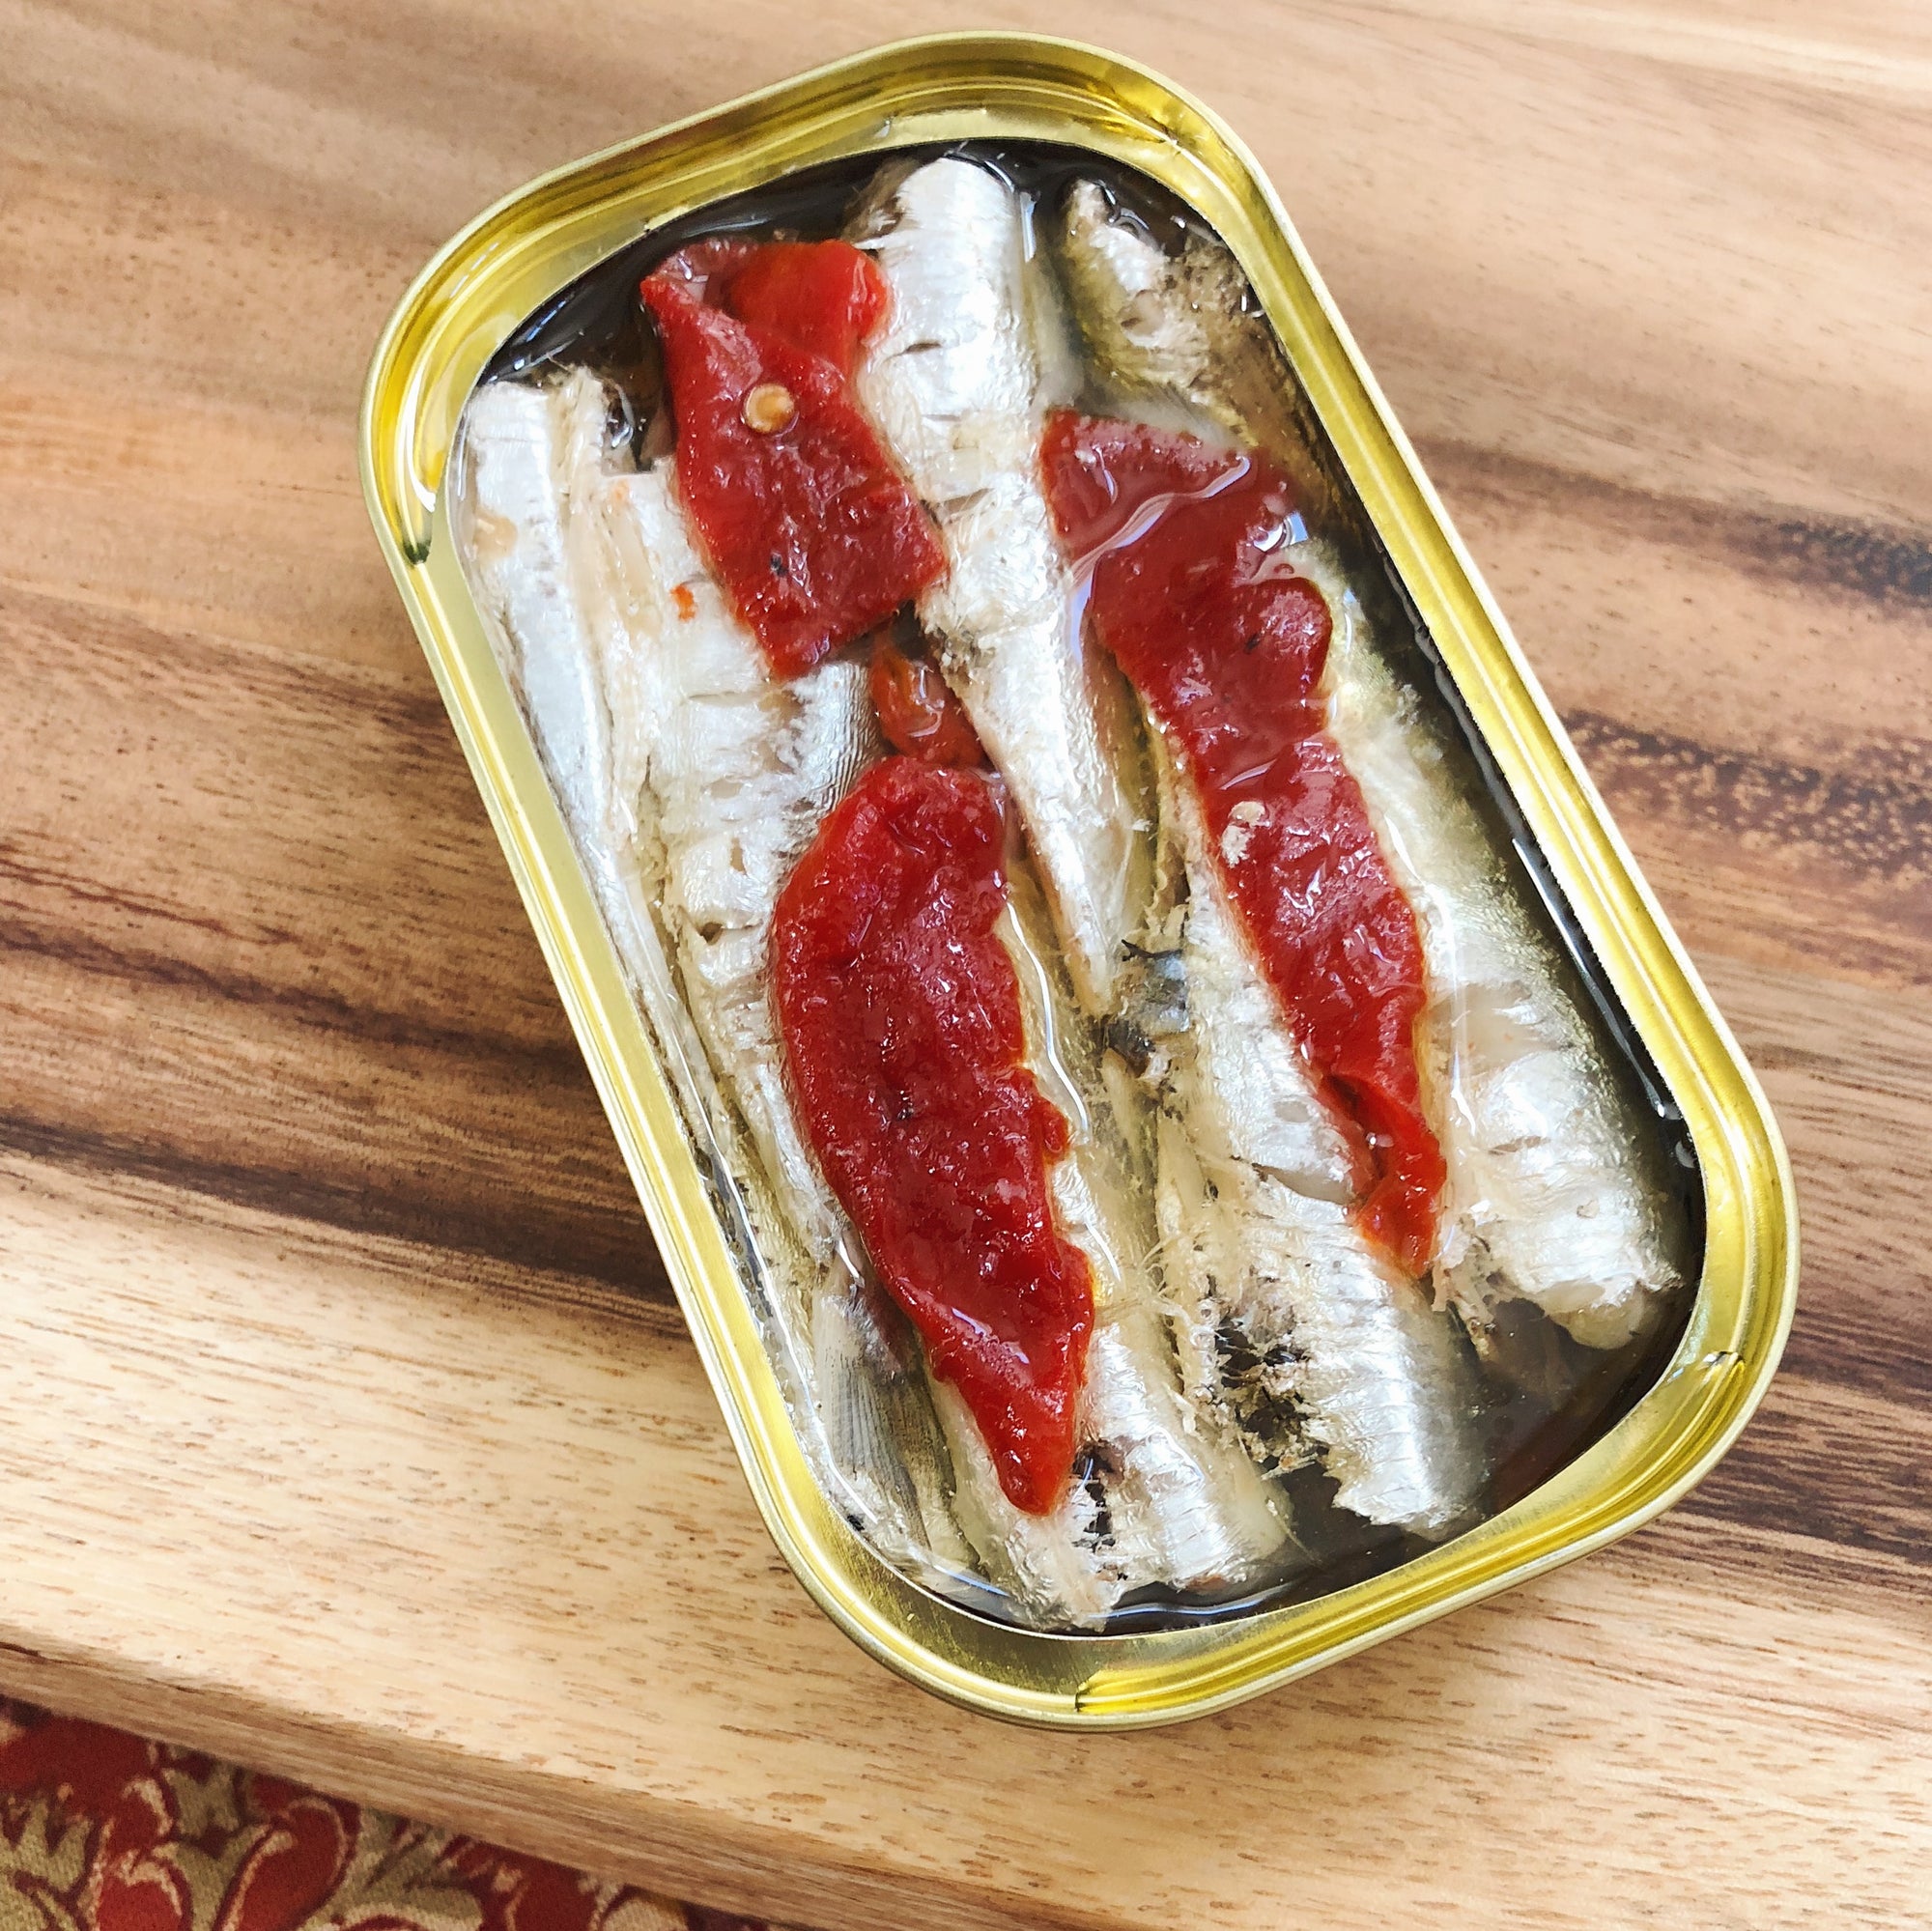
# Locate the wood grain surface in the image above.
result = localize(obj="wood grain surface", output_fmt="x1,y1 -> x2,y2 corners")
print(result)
3,2 -> 1927,1925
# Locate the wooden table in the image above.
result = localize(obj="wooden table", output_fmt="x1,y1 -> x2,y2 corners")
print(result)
4,3 -> 1926,1925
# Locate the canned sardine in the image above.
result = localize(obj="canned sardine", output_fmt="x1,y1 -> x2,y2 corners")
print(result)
362,35 -> 1795,1724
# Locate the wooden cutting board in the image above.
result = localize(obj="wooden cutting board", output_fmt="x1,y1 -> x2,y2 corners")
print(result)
4,3 -> 1927,1926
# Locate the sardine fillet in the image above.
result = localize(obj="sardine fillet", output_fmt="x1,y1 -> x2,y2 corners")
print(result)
968,884 -> 1293,1624
854,156 -> 1150,1016
1058,182 -> 1686,1351
461,374 -> 975,1583
576,422 -> 871,1262
460,380 -> 719,1144
1156,769 -> 1483,1538
1316,578 -> 1686,1350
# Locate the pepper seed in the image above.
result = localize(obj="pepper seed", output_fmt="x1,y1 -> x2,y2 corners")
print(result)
742,383 -> 797,433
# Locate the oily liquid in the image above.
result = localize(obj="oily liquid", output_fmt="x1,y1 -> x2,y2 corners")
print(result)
479,141 -> 1702,1635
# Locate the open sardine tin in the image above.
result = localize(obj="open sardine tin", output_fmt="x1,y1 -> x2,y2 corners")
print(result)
360,34 -> 1796,1727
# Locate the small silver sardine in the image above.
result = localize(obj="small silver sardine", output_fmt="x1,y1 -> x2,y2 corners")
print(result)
1317,578 -> 1689,1351
953,868 -> 1295,1625
1057,180 -> 1687,1353
1153,757 -> 1484,1538
563,382 -> 874,1264
1046,185 -> 1490,1531
852,157 -> 1151,1017
460,373 -> 971,1585
458,378 -> 718,1141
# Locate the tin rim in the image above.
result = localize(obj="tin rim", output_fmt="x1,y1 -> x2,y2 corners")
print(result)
358,31 -> 1797,1728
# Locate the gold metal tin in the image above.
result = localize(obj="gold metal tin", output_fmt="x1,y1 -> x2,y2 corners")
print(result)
359,32 -> 1797,1728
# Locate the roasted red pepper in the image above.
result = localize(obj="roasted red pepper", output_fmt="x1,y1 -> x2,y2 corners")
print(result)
652,239 -> 889,378
867,635 -> 984,767
772,758 -> 1093,1513
641,240 -> 944,680
1041,412 -> 1445,1275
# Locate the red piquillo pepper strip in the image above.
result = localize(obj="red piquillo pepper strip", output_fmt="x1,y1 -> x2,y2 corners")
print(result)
652,239 -> 888,377
1040,412 -> 1445,1275
867,634 -> 985,767
771,757 -> 1094,1513
641,241 -> 945,680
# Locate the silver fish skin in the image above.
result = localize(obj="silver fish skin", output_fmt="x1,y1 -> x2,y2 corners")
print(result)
1054,179 -> 1326,505
461,379 -> 612,838
1153,762 -> 1484,1539
460,373 -> 976,1583
947,873 -> 1294,1627
1314,569 -> 1687,1351
852,156 -> 1151,1016
1057,181 -> 1686,1351
459,378 -> 720,1143
568,404 -> 871,1264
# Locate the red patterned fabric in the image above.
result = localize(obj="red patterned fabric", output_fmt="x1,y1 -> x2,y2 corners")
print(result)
0,1700 -> 781,1931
